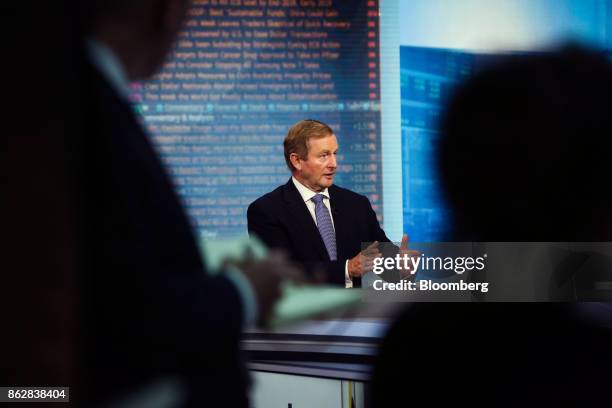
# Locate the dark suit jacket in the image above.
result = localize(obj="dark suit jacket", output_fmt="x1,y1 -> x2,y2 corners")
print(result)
247,179 -> 398,286
76,52 -> 248,406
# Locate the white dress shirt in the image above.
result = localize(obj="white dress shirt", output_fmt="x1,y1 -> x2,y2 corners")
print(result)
291,177 -> 353,288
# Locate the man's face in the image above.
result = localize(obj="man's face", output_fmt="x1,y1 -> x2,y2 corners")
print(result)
294,134 -> 339,192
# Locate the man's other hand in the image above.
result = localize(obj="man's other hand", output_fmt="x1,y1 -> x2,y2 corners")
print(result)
348,241 -> 382,278
398,234 -> 421,280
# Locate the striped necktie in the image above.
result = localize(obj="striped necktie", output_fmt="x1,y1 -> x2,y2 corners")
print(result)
311,194 -> 337,261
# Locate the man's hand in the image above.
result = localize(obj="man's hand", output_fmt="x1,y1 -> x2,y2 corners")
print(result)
348,241 -> 382,278
398,234 -> 421,280
239,250 -> 304,326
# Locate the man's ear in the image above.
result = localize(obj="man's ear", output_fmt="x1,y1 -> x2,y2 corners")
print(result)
290,153 -> 302,171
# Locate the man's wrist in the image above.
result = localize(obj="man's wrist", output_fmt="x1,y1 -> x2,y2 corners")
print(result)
347,257 -> 358,278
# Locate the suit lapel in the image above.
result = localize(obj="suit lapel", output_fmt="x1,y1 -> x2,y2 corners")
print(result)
328,185 -> 351,261
282,179 -> 330,261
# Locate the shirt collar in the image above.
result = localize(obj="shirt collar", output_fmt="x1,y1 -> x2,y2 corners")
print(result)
292,177 -> 330,203
86,38 -> 130,100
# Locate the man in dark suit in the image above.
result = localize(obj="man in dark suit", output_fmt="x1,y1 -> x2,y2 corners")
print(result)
248,119 -> 414,287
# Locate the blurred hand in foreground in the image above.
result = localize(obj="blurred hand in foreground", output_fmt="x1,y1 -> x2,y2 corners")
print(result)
238,250 -> 305,326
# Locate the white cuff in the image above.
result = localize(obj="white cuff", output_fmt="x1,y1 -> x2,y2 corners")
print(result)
344,260 -> 353,288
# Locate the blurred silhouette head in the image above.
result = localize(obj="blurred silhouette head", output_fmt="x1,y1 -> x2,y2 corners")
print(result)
88,0 -> 191,80
439,45 -> 612,241
370,303 -> 612,408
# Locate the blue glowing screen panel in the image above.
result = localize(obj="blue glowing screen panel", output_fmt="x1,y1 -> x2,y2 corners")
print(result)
131,0 -> 383,239
400,46 -> 503,242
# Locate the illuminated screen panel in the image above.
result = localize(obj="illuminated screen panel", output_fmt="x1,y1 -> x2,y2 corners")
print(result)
400,47 -> 474,242
400,47 -> 612,242
400,47 -> 536,242
398,0 -> 612,242
131,0 -> 383,238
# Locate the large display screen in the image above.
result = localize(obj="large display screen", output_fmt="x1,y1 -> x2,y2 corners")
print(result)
132,0 -> 612,242
131,0 -> 383,238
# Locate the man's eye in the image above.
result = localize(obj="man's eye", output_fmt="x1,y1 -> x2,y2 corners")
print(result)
320,153 -> 329,159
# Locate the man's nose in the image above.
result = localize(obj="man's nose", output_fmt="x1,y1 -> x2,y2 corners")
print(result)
328,155 -> 337,168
